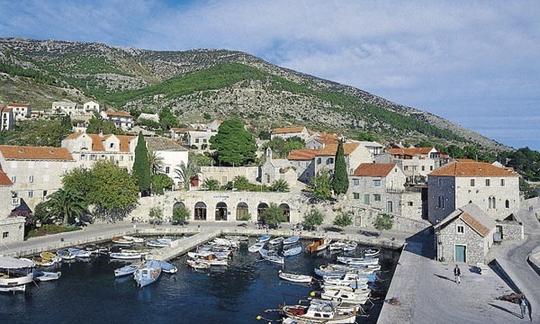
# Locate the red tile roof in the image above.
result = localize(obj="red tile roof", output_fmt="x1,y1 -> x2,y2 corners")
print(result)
388,147 -> 435,156
317,132 -> 339,145
0,145 -> 74,161
353,163 -> 396,177
316,143 -> 359,156
461,212 -> 491,237
288,149 -> 319,161
429,161 -> 518,177
272,126 -> 307,134
104,109 -> 133,118
7,103 -> 30,107
66,133 -> 135,153
0,170 -> 13,186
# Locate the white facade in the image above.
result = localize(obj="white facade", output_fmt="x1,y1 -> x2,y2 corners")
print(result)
52,100 -> 83,116
0,106 -> 14,131
376,147 -> 449,183
83,101 -> 100,113
271,126 -> 310,141
100,110 -> 134,130
145,137 -> 189,186
138,113 -> 160,123
186,130 -> 216,151
260,148 -> 298,188
7,104 -> 31,121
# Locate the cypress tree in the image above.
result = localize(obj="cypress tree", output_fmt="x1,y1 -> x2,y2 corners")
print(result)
332,140 -> 349,195
133,132 -> 151,196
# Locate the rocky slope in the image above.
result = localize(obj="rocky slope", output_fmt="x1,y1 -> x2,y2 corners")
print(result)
0,37 -> 507,150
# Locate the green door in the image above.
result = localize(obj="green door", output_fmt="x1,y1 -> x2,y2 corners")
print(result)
455,245 -> 466,263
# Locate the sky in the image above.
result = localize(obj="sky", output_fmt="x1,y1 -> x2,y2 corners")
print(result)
0,0 -> 539,150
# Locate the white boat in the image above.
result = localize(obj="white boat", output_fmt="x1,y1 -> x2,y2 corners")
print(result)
278,270 -> 312,283
109,252 -> 143,260
248,242 -> 265,253
157,261 -> 178,274
309,298 -> 361,316
134,260 -> 162,288
337,256 -> 379,266
342,242 -> 357,252
364,248 -> 380,257
68,248 -> 92,258
269,237 -> 284,245
224,235 -> 249,242
257,235 -> 271,243
321,289 -> 370,305
34,271 -> 61,282
114,264 -> 140,277
146,238 -> 172,248
283,236 -> 300,245
281,303 -> 356,324
306,238 -> 332,253
0,257 -> 35,293
323,273 -> 370,286
123,235 -> 145,244
187,259 -> 210,270
56,249 -> 76,261
194,254 -> 228,266
283,244 -> 302,257
188,251 -> 229,260
259,249 -> 284,265
329,241 -> 347,251
211,238 -> 238,248
111,236 -> 134,246
322,282 -> 369,292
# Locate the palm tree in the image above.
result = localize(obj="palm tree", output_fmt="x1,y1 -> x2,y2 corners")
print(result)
175,160 -> 200,191
47,189 -> 87,225
202,178 -> 220,191
269,179 -> 290,192
148,150 -> 164,175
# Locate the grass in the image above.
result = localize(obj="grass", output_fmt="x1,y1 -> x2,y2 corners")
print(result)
26,224 -> 81,239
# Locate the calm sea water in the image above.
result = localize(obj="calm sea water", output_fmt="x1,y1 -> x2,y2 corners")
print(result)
0,239 -> 399,324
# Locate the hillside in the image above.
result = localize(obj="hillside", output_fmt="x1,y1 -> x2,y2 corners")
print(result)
0,37 -> 507,151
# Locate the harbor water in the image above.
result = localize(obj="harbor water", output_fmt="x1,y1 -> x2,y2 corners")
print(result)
0,239 -> 400,324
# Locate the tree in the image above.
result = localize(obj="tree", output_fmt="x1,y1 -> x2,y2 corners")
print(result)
308,170 -> 333,200
149,206 -> 163,224
33,201 -> 56,225
62,167 -> 95,207
259,130 -> 271,140
159,107 -> 178,130
148,151 -> 164,175
263,137 -> 305,158
0,118 -> 72,147
151,174 -> 174,195
175,160 -> 200,191
269,179 -> 289,192
333,211 -> 353,228
210,118 -> 257,166
303,208 -> 325,230
172,206 -> 190,224
189,152 -> 215,166
47,189 -> 87,225
374,213 -> 394,230
86,115 -> 122,135
260,203 -> 286,227
354,131 -> 378,142
202,178 -> 220,191
332,140 -> 349,195
133,132 -> 151,196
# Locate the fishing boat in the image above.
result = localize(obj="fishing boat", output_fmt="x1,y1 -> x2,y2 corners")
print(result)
157,261 -> 178,274
269,237 -> 284,245
187,251 -> 229,260
34,271 -> 61,282
364,248 -> 380,257
187,259 -> 210,270
306,238 -> 332,253
283,244 -> 302,257
0,257 -> 35,293
278,270 -> 312,283
329,241 -> 347,251
308,298 -> 361,316
211,238 -> 238,248
321,289 -> 370,305
114,264 -> 140,277
109,252 -> 143,260
322,282 -> 369,292
259,249 -> 284,265
281,303 -> 357,324
111,236 -> 134,246
257,235 -> 271,243
197,254 -> 228,266
248,241 -> 265,253
133,260 -> 162,288
342,242 -> 357,252
123,235 -> 145,244
223,235 -> 249,242
146,238 -> 172,248
33,255 -> 60,267
323,272 -> 370,286
337,256 -> 379,266
283,236 -> 300,245
56,249 -> 76,261
68,248 -> 92,258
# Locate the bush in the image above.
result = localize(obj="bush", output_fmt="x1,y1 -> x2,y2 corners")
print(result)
260,203 -> 286,227
172,206 -> 190,225
149,206 -> 163,224
308,170 -> 333,201
269,179 -> 289,192
26,224 -> 81,239
374,213 -> 394,231
303,208 -> 325,230
202,178 -> 220,191
333,211 -> 353,228
152,174 -> 174,195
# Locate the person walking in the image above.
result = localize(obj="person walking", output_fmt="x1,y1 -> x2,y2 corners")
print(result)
520,296 -> 532,321
454,264 -> 461,284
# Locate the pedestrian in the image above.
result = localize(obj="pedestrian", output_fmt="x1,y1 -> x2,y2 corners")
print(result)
520,296 -> 532,321
454,264 -> 461,284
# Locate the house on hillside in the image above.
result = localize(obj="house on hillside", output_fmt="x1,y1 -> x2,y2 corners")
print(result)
271,126 -> 310,141
7,103 -> 31,121
145,137 -> 189,186
305,132 -> 339,149
52,100 -> 83,116
186,129 -> 216,151
83,101 -> 100,113
100,110 -> 134,130
0,105 -> 14,131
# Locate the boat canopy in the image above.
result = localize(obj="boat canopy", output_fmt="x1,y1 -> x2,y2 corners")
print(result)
0,256 -> 35,269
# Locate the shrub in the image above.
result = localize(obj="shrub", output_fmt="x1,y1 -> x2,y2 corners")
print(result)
149,206 -> 163,224
374,213 -> 394,230
333,211 -> 353,228
202,178 -> 220,191
269,179 -> 289,192
172,206 -> 190,224
303,208 -> 325,230
308,170 -> 332,201
260,203 -> 286,227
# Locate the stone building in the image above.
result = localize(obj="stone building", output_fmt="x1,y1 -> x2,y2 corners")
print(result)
260,148 -> 297,188
61,133 -> 137,170
0,170 -> 25,244
271,126 -> 310,141
83,101 -> 100,113
137,113 -> 160,123
186,129 -> 216,151
434,203 -> 496,264
0,145 -> 77,209
52,100 -> 82,116
100,109 -> 134,130
376,147 -> 449,183
198,166 -> 259,186
170,127 -> 192,141
427,160 -> 520,224
145,137 -> 189,186
305,132 -> 339,149
7,103 -> 31,121
0,105 -> 14,131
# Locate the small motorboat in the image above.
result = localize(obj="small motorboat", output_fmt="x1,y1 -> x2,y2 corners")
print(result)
187,259 -> 210,270
111,236 -> 134,246
342,241 -> 358,252
211,238 -> 238,248
114,264 -> 140,277
56,249 -> 76,261
33,255 -> 60,267
133,260 -> 162,288
283,244 -> 302,257
321,289 -> 370,305
146,238 -> 172,248
68,248 -> 92,258
157,261 -> 178,274
269,237 -> 284,245
278,270 -> 312,283
34,271 -> 61,282
248,242 -> 265,253
259,249 -> 284,265
364,248 -> 380,257
224,235 -> 249,242
283,236 -> 300,245
329,241 -> 347,251
337,256 -> 379,266
281,303 -> 357,324
257,235 -> 271,243
188,251 -> 229,260
109,252 -> 143,260
123,235 -> 145,244
0,257 -> 35,293
306,238 -> 332,253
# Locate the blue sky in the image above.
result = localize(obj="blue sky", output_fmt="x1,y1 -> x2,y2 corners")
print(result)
1,0 -> 539,149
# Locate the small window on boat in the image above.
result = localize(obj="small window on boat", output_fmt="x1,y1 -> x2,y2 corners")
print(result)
314,313 -> 322,318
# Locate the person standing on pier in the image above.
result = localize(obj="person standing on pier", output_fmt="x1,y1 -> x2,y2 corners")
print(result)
454,265 -> 461,284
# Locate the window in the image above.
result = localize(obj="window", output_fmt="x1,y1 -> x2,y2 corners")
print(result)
2,232 -> 8,239
28,191 -> 33,198
353,193 -> 360,199
353,179 -> 359,186
364,194 -> 370,205
373,194 -> 381,201
457,225 -> 464,234
326,158 -> 334,165
430,166 -> 433,171
488,196 -> 496,209
373,179 -> 381,187
43,190 -> 48,197
407,201 -> 414,206
404,166 -> 409,171
109,143 -> 114,149
165,167 -> 170,174
316,158 -> 322,164
387,201 -> 393,213
501,179 -> 505,186
29,175 -> 34,183
470,179 -> 475,187
485,179 -> 490,186
195,139 -> 200,143
437,196 -> 445,208
505,200 -> 510,208
11,176 -> 16,183
421,166 -> 425,171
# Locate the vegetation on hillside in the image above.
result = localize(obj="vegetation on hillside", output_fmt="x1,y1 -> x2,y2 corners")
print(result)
210,118 -> 257,166
263,137 -> 305,159
0,117 -> 72,147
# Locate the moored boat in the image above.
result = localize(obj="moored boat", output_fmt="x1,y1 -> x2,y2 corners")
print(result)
364,248 -> 380,257
133,260 -> 162,288
146,238 -> 172,248
257,235 -> 271,243
259,249 -> 284,265
56,249 -> 76,261
320,289 -> 370,305
281,303 -> 357,324
336,256 -> 379,266
283,244 -> 302,257
329,241 -> 347,251
34,271 -> 61,282
283,236 -> 300,245
123,235 -> 145,244
306,238 -> 331,253
269,237 -> 284,245
278,270 -> 312,283
114,264 -> 140,277
248,241 -> 265,253
0,257 -> 35,293
157,260 -> 178,274
111,236 -> 134,246
109,252 -> 143,260
68,248 -> 92,258
187,259 -> 210,270
342,241 -> 357,252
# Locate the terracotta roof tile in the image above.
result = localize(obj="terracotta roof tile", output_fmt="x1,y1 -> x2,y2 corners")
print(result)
429,161 -> 518,177
272,126 -> 307,134
461,211 -> 491,237
316,143 -> 359,156
288,149 -> 319,160
65,133 -> 135,153
0,170 -> 13,186
353,163 -> 396,177
388,147 -> 435,156
7,103 -> 29,107
317,132 -> 339,145
0,145 -> 74,161
104,109 -> 133,118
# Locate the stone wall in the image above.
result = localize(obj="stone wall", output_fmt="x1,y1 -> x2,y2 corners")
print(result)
497,222 -> 524,241
199,166 -> 259,185
350,205 -> 431,233
0,217 -> 25,244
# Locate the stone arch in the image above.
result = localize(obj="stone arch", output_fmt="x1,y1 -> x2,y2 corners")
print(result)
194,202 -> 207,220
236,202 -> 249,221
279,203 -> 291,223
257,202 -> 269,221
215,202 -> 228,221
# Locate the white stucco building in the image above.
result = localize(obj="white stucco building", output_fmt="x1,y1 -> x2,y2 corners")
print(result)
271,126 -> 310,141
145,137 -> 189,186
52,100 -> 82,116
7,103 -> 31,121
83,101 -> 100,113
376,147 -> 450,183
0,170 -> 25,244
100,110 -> 134,130
0,105 -> 15,130
186,130 -> 216,151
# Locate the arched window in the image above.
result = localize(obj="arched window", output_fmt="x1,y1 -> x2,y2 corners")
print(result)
236,202 -> 249,221
387,201 -> 393,213
505,200 -> 510,209
215,202 -> 228,221
279,203 -> 290,223
257,203 -> 269,221
488,196 -> 496,209
194,202 -> 207,220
